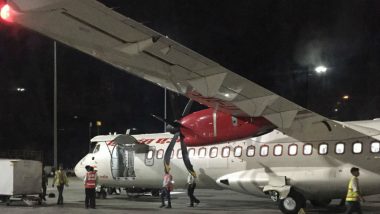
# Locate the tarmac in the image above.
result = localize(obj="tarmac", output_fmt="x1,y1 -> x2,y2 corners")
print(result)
1,178 -> 380,213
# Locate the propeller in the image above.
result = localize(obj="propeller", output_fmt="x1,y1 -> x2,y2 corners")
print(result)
151,98 -> 196,177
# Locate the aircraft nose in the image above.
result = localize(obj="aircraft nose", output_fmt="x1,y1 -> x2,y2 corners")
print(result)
74,158 -> 86,178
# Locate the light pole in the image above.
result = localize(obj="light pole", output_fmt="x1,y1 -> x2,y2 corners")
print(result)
164,88 -> 167,132
88,122 -> 92,152
53,41 -> 58,168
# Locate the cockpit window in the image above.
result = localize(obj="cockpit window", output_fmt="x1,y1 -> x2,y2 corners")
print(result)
93,144 -> 100,153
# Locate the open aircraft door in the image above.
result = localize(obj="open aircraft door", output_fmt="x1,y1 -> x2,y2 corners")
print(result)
106,135 -> 148,180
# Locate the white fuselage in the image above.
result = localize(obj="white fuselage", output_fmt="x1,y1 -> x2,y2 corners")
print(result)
75,119 -> 380,200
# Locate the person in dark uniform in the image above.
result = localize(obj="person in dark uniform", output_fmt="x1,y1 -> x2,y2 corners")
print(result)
41,170 -> 48,201
187,172 -> 200,207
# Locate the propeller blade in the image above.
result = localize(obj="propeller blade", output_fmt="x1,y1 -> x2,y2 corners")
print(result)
151,114 -> 176,127
163,132 -> 180,173
180,135 -> 197,177
182,100 -> 194,117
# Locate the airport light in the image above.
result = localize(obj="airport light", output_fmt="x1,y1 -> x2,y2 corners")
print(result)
314,65 -> 327,74
96,120 -> 102,135
16,87 -> 25,92
342,95 -> 350,100
1,4 -> 12,22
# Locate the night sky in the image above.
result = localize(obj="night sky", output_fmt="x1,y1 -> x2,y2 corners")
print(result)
0,0 -> 379,167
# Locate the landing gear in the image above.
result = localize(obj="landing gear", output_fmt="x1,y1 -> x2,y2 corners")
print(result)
96,186 -> 107,199
151,189 -> 160,197
107,187 -> 121,195
310,199 -> 331,207
278,190 -> 306,214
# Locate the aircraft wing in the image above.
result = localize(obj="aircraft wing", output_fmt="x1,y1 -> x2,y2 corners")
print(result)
6,0 -> 380,142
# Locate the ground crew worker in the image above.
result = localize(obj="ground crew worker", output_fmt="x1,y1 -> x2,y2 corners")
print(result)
41,170 -> 48,201
52,165 -> 69,205
160,168 -> 174,208
187,172 -> 200,207
345,167 -> 365,214
84,165 -> 98,209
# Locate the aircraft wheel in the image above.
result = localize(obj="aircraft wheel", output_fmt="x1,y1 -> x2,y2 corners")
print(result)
101,191 -> 107,199
107,188 -> 114,195
0,196 -> 9,203
278,191 -> 306,214
310,199 -> 331,207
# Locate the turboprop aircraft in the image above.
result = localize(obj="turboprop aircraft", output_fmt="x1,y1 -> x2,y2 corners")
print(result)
2,1 -> 380,213
75,119 -> 380,214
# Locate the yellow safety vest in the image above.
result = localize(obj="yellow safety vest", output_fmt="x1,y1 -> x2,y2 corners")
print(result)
54,170 -> 68,186
346,176 -> 359,201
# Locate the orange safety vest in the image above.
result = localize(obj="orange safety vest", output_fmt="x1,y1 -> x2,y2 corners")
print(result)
85,171 -> 97,189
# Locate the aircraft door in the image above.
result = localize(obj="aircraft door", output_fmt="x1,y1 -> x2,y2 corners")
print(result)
110,145 -> 123,178
110,145 -> 136,179
123,146 -> 136,177
108,135 -> 149,180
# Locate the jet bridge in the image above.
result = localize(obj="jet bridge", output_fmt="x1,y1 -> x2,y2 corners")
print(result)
91,134 -> 149,180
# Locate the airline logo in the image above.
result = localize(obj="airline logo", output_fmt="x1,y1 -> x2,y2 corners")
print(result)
104,137 -> 180,148
138,138 -> 172,144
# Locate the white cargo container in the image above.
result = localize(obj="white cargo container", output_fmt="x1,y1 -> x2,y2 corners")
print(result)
0,159 -> 42,196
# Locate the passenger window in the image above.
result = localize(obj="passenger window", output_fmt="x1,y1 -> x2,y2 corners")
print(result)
335,143 -> 345,154
246,146 -> 255,157
199,148 -> 206,158
222,147 -> 230,158
260,145 -> 269,156
303,144 -> 313,155
93,144 -> 100,153
319,143 -> 328,155
288,144 -> 297,156
188,148 -> 195,157
210,147 -> 218,158
147,150 -> 154,160
353,142 -> 363,154
371,142 -> 380,153
234,146 -> 242,157
177,149 -> 183,159
156,149 -> 164,159
273,145 -> 282,156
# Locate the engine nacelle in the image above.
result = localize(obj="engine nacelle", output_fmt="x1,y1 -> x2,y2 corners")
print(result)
179,108 -> 275,147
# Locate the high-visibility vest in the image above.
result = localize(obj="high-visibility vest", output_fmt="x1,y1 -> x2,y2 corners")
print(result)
346,176 -> 359,201
85,171 -> 97,189
54,170 -> 68,186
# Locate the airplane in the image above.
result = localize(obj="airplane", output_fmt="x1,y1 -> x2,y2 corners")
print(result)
2,1 -> 380,213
